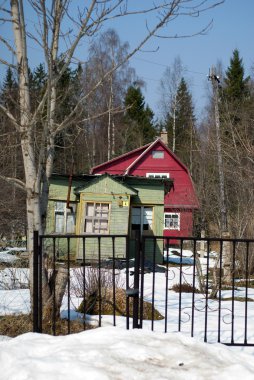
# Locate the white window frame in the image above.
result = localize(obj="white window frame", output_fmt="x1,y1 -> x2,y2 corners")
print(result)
152,150 -> 164,159
54,201 -> 76,233
164,212 -> 180,230
84,202 -> 110,235
146,173 -> 170,179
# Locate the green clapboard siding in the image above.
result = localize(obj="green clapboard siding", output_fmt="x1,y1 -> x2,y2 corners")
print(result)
46,174 -> 166,263
76,175 -> 135,260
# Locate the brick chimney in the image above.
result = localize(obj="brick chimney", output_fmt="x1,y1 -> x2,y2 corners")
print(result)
160,127 -> 168,146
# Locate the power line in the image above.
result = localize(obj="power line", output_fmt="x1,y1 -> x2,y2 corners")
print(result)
132,57 -> 207,76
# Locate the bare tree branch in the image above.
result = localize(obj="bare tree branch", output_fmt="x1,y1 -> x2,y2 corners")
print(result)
0,174 -> 26,191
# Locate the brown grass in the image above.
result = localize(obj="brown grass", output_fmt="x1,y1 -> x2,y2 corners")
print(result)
0,314 -> 94,338
171,283 -> 200,293
77,288 -> 164,320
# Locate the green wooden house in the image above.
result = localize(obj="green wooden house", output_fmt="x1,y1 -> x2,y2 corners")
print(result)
46,173 -> 173,263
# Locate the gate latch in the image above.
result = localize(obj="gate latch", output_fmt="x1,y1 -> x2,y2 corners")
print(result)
126,288 -> 139,298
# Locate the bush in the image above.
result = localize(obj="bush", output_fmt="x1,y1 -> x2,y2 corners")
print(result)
171,282 -> 200,293
77,287 -> 164,320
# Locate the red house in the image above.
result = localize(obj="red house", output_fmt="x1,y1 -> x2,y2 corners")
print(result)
91,137 -> 199,242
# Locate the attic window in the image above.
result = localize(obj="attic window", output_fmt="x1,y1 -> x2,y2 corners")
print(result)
146,173 -> 169,179
152,150 -> 164,159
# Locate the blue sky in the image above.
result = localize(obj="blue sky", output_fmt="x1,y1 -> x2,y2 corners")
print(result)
1,0 -> 253,122
115,0 -> 254,120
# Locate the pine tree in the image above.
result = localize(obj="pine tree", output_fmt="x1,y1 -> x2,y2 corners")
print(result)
1,67 -> 18,108
223,49 -> 249,103
124,85 -> 156,149
165,78 -> 196,170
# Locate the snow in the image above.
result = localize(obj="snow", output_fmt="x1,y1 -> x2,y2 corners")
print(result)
1,252 -> 254,379
1,326 -> 254,380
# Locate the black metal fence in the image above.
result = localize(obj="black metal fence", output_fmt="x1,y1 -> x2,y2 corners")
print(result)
33,232 -> 254,346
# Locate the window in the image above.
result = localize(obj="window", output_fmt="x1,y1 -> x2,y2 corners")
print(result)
54,201 -> 76,233
84,202 -> 110,234
131,206 -> 153,234
146,173 -> 169,179
152,150 -> 164,159
164,213 -> 180,230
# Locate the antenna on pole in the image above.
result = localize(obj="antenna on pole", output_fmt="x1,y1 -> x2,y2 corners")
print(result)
208,66 -> 231,281
208,66 -> 228,232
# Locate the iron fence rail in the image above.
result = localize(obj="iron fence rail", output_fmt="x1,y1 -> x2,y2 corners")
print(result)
33,232 -> 254,346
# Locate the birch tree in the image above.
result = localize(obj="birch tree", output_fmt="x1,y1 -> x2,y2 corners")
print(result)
0,0 -> 224,316
160,56 -> 184,152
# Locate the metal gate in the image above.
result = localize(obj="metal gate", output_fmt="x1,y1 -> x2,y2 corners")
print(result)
33,232 -> 254,346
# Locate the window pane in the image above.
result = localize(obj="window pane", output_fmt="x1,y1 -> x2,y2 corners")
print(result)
55,201 -> 65,211
85,220 -> 93,233
164,213 -> 179,230
146,173 -> 169,178
55,212 -> 64,233
84,203 -> 109,234
152,151 -> 164,159
66,213 -> 75,233
143,207 -> 152,231
143,208 -> 152,225
86,203 -> 94,217
132,207 -> 141,224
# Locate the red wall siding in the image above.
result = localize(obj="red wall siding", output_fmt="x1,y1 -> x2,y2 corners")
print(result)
128,143 -> 198,209
91,140 -> 198,240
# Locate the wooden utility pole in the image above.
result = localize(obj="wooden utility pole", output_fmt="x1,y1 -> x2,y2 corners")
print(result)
209,67 -> 231,282
208,67 -> 228,232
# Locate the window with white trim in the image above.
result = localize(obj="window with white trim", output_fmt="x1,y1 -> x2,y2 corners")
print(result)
152,150 -> 164,159
84,202 -> 110,234
54,201 -> 76,233
164,213 -> 180,230
146,173 -> 169,179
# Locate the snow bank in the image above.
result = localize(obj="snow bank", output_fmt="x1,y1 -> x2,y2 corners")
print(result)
1,327 -> 254,380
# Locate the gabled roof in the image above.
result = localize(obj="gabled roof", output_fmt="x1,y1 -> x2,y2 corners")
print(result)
90,142 -> 152,174
125,138 -> 190,174
74,173 -> 138,195
90,138 -> 190,175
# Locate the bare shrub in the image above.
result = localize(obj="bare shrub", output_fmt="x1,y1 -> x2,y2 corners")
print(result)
172,282 -> 200,293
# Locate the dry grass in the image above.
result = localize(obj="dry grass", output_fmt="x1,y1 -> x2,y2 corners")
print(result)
77,287 -> 164,320
171,283 -> 200,293
0,314 -> 94,338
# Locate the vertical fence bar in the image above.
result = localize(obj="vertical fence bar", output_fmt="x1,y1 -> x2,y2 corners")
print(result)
165,238 -> 169,333
191,239 -> 197,338
139,236 -> 145,329
112,237 -> 116,326
126,236 -> 130,330
133,234 -> 140,329
98,237 -> 102,327
218,240 -> 223,343
33,231 -> 39,333
178,239 -> 183,332
231,240 -> 236,345
204,240 -> 210,343
83,237 -> 86,331
38,236 -> 43,333
52,237 -> 56,335
151,237 -> 156,331
67,237 -> 71,334
244,241 -> 249,345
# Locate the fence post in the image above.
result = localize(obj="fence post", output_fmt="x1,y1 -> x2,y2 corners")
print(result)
222,231 -> 232,283
33,230 -> 40,332
132,234 -> 141,328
